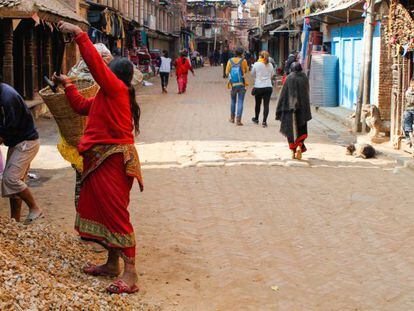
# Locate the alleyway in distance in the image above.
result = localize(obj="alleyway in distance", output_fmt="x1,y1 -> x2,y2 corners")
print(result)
2,66 -> 414,309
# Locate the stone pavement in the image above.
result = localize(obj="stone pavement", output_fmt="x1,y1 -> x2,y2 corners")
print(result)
1,67 -> 414,310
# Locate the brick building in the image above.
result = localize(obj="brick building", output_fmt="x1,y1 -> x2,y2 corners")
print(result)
186,0 -> 238,56
84,0 -> 184,58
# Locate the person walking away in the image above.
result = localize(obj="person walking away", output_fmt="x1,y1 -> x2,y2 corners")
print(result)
226,47 -> 249,126
55,21 -> 144,294
174,49 -> 194,94
221,49 -> 230,78
282,52 -> 297,85
209,51 -> 214,67
276,62 -> 312,160
245,51 -> 252,70
159,50 -> 172,93
251,51 -> 275,128
191,50 -> 197,68
214,49 -> 220,66
0,77 -> 42,224
403,79 -> 414,148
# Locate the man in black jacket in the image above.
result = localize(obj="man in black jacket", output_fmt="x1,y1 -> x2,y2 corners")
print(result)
0,78 -> 42,223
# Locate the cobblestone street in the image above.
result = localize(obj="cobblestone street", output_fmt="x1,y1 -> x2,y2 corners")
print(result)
2,67 -> 414,310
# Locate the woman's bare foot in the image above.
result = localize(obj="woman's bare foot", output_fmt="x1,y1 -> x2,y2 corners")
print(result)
83,263 -> 121,277
84,248 -> 121,277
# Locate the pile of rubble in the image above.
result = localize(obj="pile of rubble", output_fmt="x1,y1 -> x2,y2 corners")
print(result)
0,218 -> 151,310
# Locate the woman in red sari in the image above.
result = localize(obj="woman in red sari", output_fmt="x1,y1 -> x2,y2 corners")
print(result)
54,22 -> 143,294
174,49 -> 194,94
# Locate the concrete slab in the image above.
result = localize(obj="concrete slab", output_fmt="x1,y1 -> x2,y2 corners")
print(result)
316,106 -> 354,128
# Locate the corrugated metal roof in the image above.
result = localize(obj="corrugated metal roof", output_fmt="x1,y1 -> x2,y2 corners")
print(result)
0,0 -> 21,7
0,0 -> 88,26
308,0 -> 361,17
310,0 -> 382,17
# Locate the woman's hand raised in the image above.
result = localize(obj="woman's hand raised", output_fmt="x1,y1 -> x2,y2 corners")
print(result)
52,73 -> 71,87
58,21 -> 82,36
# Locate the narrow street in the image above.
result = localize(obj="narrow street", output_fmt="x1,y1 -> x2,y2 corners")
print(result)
2,66 -> 414,310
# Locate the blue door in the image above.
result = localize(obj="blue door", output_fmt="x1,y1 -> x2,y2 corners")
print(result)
352,38 -> 363,108
342,39 -> 354,109
331,23 -> 380,110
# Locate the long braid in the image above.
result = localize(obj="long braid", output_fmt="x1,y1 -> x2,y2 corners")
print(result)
108,58 -> 141,134
127,84 -> 141,135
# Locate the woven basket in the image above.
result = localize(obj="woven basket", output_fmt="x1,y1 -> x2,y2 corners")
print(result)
39,79 -> 99,146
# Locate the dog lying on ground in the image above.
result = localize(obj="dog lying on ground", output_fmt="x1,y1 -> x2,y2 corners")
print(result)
346,143 -> 376,159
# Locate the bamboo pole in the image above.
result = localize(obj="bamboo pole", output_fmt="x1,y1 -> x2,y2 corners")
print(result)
354,0 -> 376,133
361,0 -> 376,133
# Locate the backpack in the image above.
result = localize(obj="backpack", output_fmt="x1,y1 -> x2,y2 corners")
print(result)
228,58 -> 244,88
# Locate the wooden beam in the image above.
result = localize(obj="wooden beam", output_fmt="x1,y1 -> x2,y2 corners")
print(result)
24,27 -> 34,99
2,19 -> 14,85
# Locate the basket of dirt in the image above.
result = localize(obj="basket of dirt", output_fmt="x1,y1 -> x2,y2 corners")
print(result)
39,79 -> 99,146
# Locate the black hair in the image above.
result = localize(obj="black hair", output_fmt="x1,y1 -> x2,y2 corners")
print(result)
235,47 -> 244,57
180,49 -> 188,64
108,58 -> 141,134
162,50 -> 168,57
291,62 -> 303,73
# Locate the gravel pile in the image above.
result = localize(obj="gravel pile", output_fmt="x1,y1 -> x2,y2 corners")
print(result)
0,218 -> 152,310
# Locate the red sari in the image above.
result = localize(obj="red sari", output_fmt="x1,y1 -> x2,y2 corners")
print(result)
174,57 -> 192,93
65,32 -> 143,261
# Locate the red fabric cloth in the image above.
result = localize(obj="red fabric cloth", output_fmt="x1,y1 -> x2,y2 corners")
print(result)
75,153 -> 135,259
177,74 -> 188,93
65,32 -> 134,154
174,57 -> 192,76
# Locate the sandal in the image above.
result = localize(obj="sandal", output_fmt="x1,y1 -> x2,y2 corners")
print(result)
23,211 -> 44,225
83,264 -> 120,277
107,279 -> 139,294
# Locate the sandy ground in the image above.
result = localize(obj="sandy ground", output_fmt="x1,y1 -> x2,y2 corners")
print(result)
1,67 -> 414,310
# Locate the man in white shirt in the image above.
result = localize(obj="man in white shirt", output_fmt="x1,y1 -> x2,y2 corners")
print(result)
159,50 -> 172,93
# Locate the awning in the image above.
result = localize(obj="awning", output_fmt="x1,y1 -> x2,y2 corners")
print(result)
269,6 -> 284,15
308,0 -> 382,24
263,19 -> 283,31
248,27 -> 260,34
269,23 -> 288,35
0,0 -> 88,28
309,0 -> 361,18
